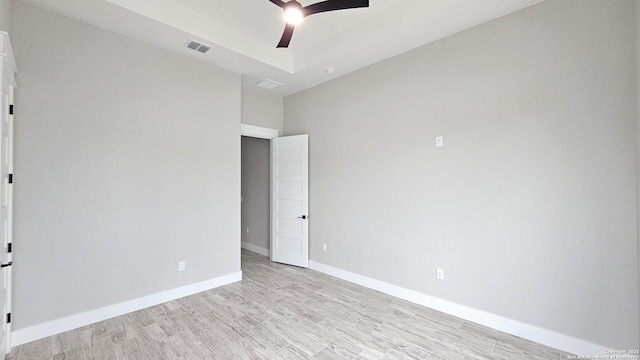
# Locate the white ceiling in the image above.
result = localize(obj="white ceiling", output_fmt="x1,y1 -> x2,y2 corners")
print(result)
18,0 -> 543,96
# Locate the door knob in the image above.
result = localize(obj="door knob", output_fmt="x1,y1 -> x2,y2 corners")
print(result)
297,215 -> 307,219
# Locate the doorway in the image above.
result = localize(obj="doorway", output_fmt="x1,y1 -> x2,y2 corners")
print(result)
240,124 -> 309,268
241,136 -> 271,256
240,124 -> 278,258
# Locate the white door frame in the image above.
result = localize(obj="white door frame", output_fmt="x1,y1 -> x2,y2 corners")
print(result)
240,124 -> 310,267
240,123 -> 279,140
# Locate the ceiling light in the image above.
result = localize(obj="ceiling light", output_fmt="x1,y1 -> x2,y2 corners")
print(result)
283,1 -> 304,25
325,67 -> 335,75
269,0 -> 369,48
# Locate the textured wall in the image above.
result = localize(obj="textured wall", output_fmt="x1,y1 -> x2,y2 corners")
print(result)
635,0 -> 640,351
12,3 -> 241,329
241,87 -> 283,133
0,0 -> 12,34
285,0 -> 638,349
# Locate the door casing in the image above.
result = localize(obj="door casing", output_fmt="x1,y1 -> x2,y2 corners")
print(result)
240,124 -> 310,267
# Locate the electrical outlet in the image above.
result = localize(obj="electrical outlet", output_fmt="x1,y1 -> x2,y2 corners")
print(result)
178,261 -> 186,272
322,243 -> 327,251
435,136 -> 444,148
246,227 -> 250,234
436,268 -> 444,280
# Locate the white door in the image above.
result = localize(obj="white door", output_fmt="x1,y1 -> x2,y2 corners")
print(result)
271,135 -> 308,267
0,32 -> 16,358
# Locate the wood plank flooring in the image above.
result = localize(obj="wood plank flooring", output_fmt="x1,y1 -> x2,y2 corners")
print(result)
8,250 -> 574,360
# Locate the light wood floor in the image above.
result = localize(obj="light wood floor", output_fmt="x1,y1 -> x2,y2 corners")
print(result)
8,249 -> 573,360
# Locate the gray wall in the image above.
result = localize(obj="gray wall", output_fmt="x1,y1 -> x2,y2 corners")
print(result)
241,137 -> 270,251
284,0 -> 638,350
636,0 -> 640,351
0,0 -> 12,34
241,87 -> 283,133
240,86 -> 281,253
12,3 -> 241,329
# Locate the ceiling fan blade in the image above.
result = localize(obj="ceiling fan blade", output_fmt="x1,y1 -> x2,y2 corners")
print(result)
277,23 -> 296,48
268,0 -> 287,8
303,0 -> 368,16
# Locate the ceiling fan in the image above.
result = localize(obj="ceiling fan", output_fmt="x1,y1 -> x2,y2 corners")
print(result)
268,0 -> 369,48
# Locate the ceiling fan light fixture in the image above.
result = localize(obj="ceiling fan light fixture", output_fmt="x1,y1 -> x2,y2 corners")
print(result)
269,0 -> 369,48
284,9 -> 303,25
283,1 -> 304,25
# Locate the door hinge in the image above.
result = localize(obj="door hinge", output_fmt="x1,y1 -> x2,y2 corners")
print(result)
8,174 -> 12,184
7,243 -> 11,253
6,313 -> 10,324
9,105 -> 13,115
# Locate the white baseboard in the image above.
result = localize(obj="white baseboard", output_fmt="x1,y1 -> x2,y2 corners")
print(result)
309,260 -> 613,357
241,241 -> 269,257
11,271 -> 242,347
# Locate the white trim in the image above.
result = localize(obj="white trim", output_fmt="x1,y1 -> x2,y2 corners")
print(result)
309,260 -> 613,357
0,31 -> 18,77
11,271 -> 242,346
241,241 -> 269,257
241,123 -> 279,139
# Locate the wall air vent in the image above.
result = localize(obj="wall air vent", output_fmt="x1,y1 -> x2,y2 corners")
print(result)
185,40 -> 210,54
255,79 -> 283,90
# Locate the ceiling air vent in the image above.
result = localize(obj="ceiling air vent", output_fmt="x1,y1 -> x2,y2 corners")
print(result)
185,39 -> 210,54
196,45 -> 210,53
255,79 -> 283,90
